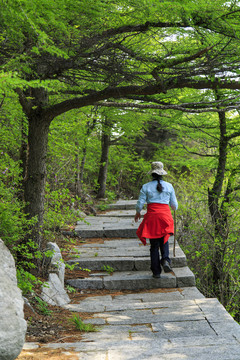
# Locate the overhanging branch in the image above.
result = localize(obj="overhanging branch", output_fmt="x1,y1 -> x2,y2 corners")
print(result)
45,78 -> 240,120
181,143 -> 216,157
226,130 -> 240,141
152,45 -> 214,79
95,101 -> 240,114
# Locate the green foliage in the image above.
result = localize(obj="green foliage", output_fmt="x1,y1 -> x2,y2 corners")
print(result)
69,314 -> 98,332
1,0 -> 240,327
106,144 -> 149,198
34,296 -> 53,316
62,253 -> 91,272
47,106 -> 149,199
176,172 -> 214,283
66,285 -> 77,294
17,269 -> 42,296
65,262 -> 78,271
104,190 -> 116,201
47,108 -> 101,193
43,183 -> 79,238
97,203 -> 108,211
0,152 -> 27,245
176,172 -> 240,323
101,265 -> 114,275
0,95 -> 45,294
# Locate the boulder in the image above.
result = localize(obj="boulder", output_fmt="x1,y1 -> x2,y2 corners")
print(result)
43,242 -> 65,285
41,242 -> 70,306
41,273 -> 71,306
0,239 -> 27,360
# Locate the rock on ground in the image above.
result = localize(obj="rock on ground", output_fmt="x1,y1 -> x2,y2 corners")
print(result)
0,239 -> 27,360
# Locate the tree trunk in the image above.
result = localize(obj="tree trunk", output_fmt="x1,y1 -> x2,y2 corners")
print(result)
19,116 -> 28,200
75,142 -> 81,196
79,147 -> 87,190
96,132 -> 110,198
75,142 -> 88,197
17,87 -> 51,251
24,113 -> 50,249
207,104 -> 229,293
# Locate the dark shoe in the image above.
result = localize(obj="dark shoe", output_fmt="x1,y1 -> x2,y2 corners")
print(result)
152,273 -> 161,278
163,260 -> 172,273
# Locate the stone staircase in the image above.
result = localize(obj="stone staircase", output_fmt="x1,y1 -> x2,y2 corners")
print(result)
66,200 -> 195,291
22,199 -> 240,360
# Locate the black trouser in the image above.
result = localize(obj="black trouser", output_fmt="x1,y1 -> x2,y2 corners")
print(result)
150,237 -> 170,275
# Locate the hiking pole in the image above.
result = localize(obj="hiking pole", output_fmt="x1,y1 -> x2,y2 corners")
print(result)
173,210 -> 176,257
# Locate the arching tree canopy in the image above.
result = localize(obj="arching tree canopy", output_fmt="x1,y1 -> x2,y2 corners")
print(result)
2,0 -> 240,322
1,0 -> 240,244
2,0 -> 240,111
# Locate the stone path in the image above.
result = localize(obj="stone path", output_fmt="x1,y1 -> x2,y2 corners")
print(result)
66,237 -> 194,290
23,200 -> 240,359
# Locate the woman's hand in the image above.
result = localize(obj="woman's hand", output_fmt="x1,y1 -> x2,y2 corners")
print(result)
135,212 -> 141,222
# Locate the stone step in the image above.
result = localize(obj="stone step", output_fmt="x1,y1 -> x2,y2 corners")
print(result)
66,266 -> 195,291
67,253 -> 187,271
73,227 -> 138,238
74,216 -> 139,238
104,200 -> 137,210
67,238 -> 187,271
71,205 -> 176,239
24,199 -> 240,360
98,209 -> 146,218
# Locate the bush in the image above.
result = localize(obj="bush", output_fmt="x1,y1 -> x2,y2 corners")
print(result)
43,183 -> 79,239
176,172 -> 240,323
17,268 -> 42,296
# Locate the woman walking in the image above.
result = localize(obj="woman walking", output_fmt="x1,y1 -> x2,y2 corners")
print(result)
135,161 -> 178,278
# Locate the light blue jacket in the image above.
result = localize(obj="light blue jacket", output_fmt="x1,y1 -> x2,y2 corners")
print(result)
136,180 -> 178,213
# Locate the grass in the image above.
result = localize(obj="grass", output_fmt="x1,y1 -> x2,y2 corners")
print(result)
69,314 -> 98,332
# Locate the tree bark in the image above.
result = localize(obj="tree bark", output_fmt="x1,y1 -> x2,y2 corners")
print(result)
18,116 -> 28,200
46,79 -> 240,119
24,113 -> 50,249
207,97 -> 229,292
97,132 -> 111,199
208,110 -> 228,231
75,141 -> 87,197
17,87 -> 51,250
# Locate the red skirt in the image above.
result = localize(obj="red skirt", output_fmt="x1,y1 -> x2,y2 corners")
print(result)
136,203 -> 174,246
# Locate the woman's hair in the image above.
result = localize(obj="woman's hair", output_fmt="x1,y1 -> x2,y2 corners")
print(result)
152,173 -> 163,192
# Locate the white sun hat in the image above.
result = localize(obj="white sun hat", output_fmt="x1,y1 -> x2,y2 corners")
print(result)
151,161 -> 167,175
